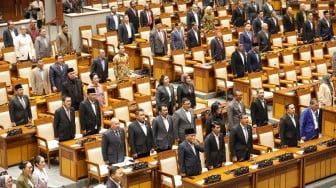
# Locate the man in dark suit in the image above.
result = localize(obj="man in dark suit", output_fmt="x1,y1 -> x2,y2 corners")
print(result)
49,55 -> 68,92
302,12 -> 316,44
79,88 -> 101,135
3,21 -> 18,47
53,95 -> 76,141
128,109 -> 155,158
125,0 -> 139,33
257,23 -> 271,52
300,99 -> 320,141
204,121 -> 226,169
139,3 -> 154,29
318,10 -> 335,41
227,90 -> 246,130
63,0 -> 75,13
283,7 -> 295,34
262,0 -> 273,19
252,11 -> 264,35
231,42 -> 247,78
149,20 -> 168,56
106,6 -> 120,32
186,4 -> 201,30
90,49 -> 108,83
266,11 -> 279,35
170,22 -> 185,50
280,103 -> 301,147
102,118 -> 126,165
9,84 -> 32,126
106,166 -> 123,188
187,22 -> 201,49
210,30 -> 225,62
247,43 -> 262,73
173,98 -> 195,143
250,88 -> 268,127
152,104 -> 176,152
231,1 -> 245,27
61,68 -> 84,111
240,23 -> 254,53
118,15 -> 135,45
246,0 -> 259,23
229,114 -> 253,162
296,4 -> 307,34
178,128 -> 204,177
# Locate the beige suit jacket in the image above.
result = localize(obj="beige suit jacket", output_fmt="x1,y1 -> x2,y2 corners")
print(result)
55,32 -> 73,55
318,83 -> 334,107
30,67 -> 51,95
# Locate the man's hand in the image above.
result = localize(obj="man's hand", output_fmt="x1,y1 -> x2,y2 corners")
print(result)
180,173 -> 186,177
232,156 -> 237,162
132,153 -> 138,158
52,86 -> 57,92
105,160 -> 109,165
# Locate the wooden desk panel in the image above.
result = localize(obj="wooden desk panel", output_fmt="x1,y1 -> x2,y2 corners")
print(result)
0,125 -> 37,168
91,36 -> 106,59
153,56 -> 173,81
321,106 -> 336,137
233,78 -> 250,108
125,44 -> 141,70
193,64 -> 215,93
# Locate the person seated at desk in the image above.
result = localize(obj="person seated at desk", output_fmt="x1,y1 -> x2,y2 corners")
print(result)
16,161 -> 34,188
149,20 -> 168,56
9,84 -> 32,126
247,42 -> 262,73
229,114 -> 253,162
113,45 -> 130,81
204,121 -> 226,170
250,88 -> 268,127
300,98 -> 321,141
102,118 -> 126,165
118,15 -> 135,45
106,166 -> 123,188
280,103 -> 301,147
178,128 -> 204,177
54,95 -> 76,142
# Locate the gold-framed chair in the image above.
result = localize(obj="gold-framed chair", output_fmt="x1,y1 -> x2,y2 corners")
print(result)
135,95 -> 154,123
45,94 -> 62,115
105,31 -> 119,57
224,41 -> 236,59
171,49 -> 196,81
150,3 -> 161,18
110,100 -> 132,130
157,150 -> 182,188
0,64 -> 11,87
271,33 -> 283,49
297,87 -> 312,113
139,26 -> 151,42
160,13 -> 173,32
1,47 -> 16,65
255,124 -> 281,151
96,23 -> 107,36
107,63 -> 117,81
0,82 -> 7,106
163,2 -> 174,15
213,63 -> 233,101
78,66 -> 92,85
265,68 -> 293,91
139,43 -> 153,76
64,55 -> 78,73
117,80 -> 134,101
79,25 -> 93,53
248,72 -> 274,102
0,105 -> 12,130
16,61 -> 33,86
283,65 -> 309,87
35,117 -> 59,169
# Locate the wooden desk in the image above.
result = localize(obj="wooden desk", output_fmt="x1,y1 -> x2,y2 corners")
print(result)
233,78 -> 250,108
153,56 -> 173,81
321,106 -> 336,137
125,44 -> 141,70
182,163 -> 254,188
0,125 -> 37,168
285,135 -> 336,185
193,64 -> 215,93
91,35 -> 106,59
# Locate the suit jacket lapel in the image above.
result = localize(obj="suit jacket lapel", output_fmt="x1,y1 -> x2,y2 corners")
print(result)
159,116 -> 168,133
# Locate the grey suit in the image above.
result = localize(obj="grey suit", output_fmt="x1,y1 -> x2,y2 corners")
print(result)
173,107 -> 195,142
152,115 -> 175,151
9,95 -> 32,126
149,29 -> 168,56
227,99 -> 246,130
101,128 -> 126,164
30,66 -> 51,95
106,13 -> 120,32
34,35 -> 52,59
55,32 -> 73,55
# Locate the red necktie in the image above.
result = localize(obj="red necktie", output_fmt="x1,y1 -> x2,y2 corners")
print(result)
218,39 -> 223,49
158,31 -> 164,45
147,11 -> 152,25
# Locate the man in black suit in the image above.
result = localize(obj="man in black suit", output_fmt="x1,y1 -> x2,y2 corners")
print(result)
231,1 -> 245,27
204,121 -> 226,169
250,88 -> 268,127
118,15 -> 135,45
187,22 -> 201,49
231,42 -> 247,78
9,84 -> 32,126
79,88 -> 101,136
128,109 -> 155,158
125,0 -> 139,33
178,128 -> 204,177
106,166 -> 123,188
210,30 -> 225,62
318,10 -> 335,41
302,12 -> 316,44
61,68 -> 84,111
186,4 -> 201,30
283,7 -> 295,34
257,23 -> 271,52
139,3 -> 153,29
296,4 -> 307,34
53,95 -> 76,141
152,104 -> 176,152
102,118 -> 126,165
262,0 -> 273,19
229,114 -> 253,162
266,11 -> 279,35
246,0 -> 259,23
106,6 -> 120,32
280,103 -> 301,147
90,49 -> 108,83
3,21 -> 18,47
173,98 -> 195,143
252,11 -> 264,35
49,55 -> 68,92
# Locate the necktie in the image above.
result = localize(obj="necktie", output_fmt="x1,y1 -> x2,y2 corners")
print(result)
91,101 -> 96,115
60,65 -> 63,71
244,127 -> 248,143
67,109 -> 71,120
101,59 -> 105,71
303,12 -> 306,21
115,130 -> 119,137
255,52 -> 259,63
310,21 -> 313,30
19,96 -> 26,109
218,39 -> 223,49
147,11 -> 151,25
158,31 -> 164,45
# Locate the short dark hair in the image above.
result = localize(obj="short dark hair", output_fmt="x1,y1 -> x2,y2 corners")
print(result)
285,103 -> 293,110
61,24 -> 68,29
239,113 -> 247,119
159,74 -> 168,86
62,95 -> 71,102
19,161 -> 32,170
310,98 -> 318,105
182,98 -> 190,104
211,121 -> 220,129
158,104 -> 167,112
108,166 -> 119,175
135,108 -> 144,116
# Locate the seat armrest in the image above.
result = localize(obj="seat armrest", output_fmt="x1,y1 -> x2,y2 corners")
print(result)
35,135 -> 50,151
86,160 -> 103,177
253,144 -> 271,153
158,170 -> 178,187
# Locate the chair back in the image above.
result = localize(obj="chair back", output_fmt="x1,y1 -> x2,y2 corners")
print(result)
0,82 -> 7,105
17,62 -> 33,86
326,41 -> 336,56
79,25 -> 93,47
0,105 -> 11,129
46,94 -> 62,114
151,4 -> 161,17
135,77 -> 151,96
312,43 -> 324,59
108,63 -> 117,81
217,7 -> 228,17
112,100 -> 131,125
96,23 -> 107,36
105,31 -> 119,54
172,49 -> 186,66
135,95 -> 153,116
78,66 -> 91,85
224,41 -> 235,59
191,47 -> 205,63
267,53 -> 280,68
158,150 -> 179,175
297,87 -> 311,112
64,55 -> 78,73
2,47 -> 16,64
256,125 -> 275,148
139,27 -> 151,42
213,63 -> 228,84
35,117 -> 55,141
285,31 -> 297,45
0,65 -> 11,86
298,45 -> 311,62
118,81 -> 134,101
282,50 -> 295,65
271,34 -> 282,48
163,3 -> 174,14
